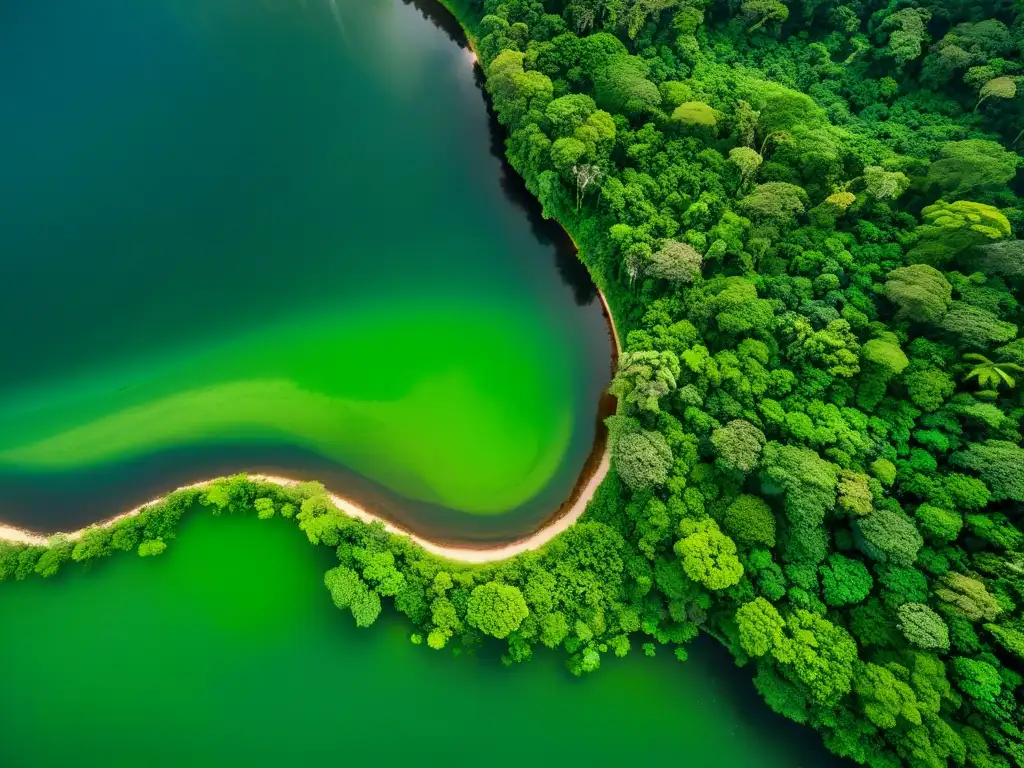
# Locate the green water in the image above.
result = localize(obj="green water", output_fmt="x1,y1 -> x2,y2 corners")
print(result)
0,0 -> 610,536
0,514 -> 840,767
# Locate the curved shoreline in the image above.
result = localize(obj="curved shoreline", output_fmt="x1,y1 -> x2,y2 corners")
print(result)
0,286 -> 621,564
0,3 -> 623,565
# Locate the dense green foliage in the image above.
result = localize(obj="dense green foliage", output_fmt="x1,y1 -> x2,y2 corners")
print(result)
460,0 -> 1024,763
7,0 -> 1024,763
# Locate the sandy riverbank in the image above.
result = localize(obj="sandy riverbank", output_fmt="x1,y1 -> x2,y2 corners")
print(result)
0,282 -> 621,564
0,6 -> 622,563
0,448 -> 610,564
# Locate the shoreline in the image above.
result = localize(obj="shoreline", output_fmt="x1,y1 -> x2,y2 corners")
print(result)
0,4 -> 624,565
0,285 -> 620,564
0,462 -> 606,563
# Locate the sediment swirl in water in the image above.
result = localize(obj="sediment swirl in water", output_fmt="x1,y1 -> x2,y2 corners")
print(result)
0,0 -> 610,534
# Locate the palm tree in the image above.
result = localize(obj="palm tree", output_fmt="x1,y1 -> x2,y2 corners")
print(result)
963,353 -> 1024,390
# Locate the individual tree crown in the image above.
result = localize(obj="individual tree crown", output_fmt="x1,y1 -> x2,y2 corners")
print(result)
925,140 -> 1020,198
913,201 -> 1012,263
611,426 -> 673,491
862,165 -> 910,200
820,554 -> 873,606
936,571 -> 1002,622
737,182 -> 808,224
824,190 -> 856,210
861,335 -> 909,376
324,566 -> 381,628
853,662 -> 922,730
138,539 -> 167,558
645,241 -> 703,283
881,8 -> 932,66
467,582 -> 529,639
951,440 -> 1024,502
672,101 -> 718,127
917,199 -> 1011,247
729,146 -> 763,189
710,419 -> 767,474
610,350 -> 681,413
736,597 -> 789,658
594,55 -> 660,116
975,240 -> 1024,278
975,76 -> 1016,111
675,518 -> 744,590
941,303 -> 1017,348
854,509 -> 923,568
884,265 -> 952,322
544,93 -> 596,137
897,602 -> 950,650
723,495 -> 777,547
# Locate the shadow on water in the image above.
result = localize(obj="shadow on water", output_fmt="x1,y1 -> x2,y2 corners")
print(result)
471,65 -> 599,307
470,62 -> 599,307
400,0 -> 470,49
402,0 -> 598,307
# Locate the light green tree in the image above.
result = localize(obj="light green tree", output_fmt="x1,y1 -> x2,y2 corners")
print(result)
881,8 -> 932,66
908,200 -> 1011,265
138,539 -> 167,558
675,518 -> 744,590
645,241 -> 703,283
884,264 -> 952,322
738,182 -> 808,225
935,572 -> 1001,622
854,662 -> 923,729
710,419 -> 767,474
863,165 -> 911,200
897,603 -> 950,651
611,425 -> 673,491
324,566 -> 381,628
737,597 -> 789,657
467,582 -> 529,639
610,350 -> 680,413
672,101 -> 718,127
963,353 -> 1023,390
729,147 -> 763,191
975,76 -> 1016,111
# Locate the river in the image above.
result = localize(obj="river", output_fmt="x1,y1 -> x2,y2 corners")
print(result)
0,0 -> 610,543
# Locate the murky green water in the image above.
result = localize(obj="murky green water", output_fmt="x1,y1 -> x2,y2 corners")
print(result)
0,514 -> 841,767
0,0 -> 610,539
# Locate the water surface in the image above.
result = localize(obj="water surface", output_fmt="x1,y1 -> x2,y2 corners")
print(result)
0,0 -> 610,540
0,514 -> 845,767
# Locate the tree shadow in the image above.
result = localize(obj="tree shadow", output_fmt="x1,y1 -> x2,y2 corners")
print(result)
401,0 -> 598,306
468,65 -> 598,307
400,0 -> 470,49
